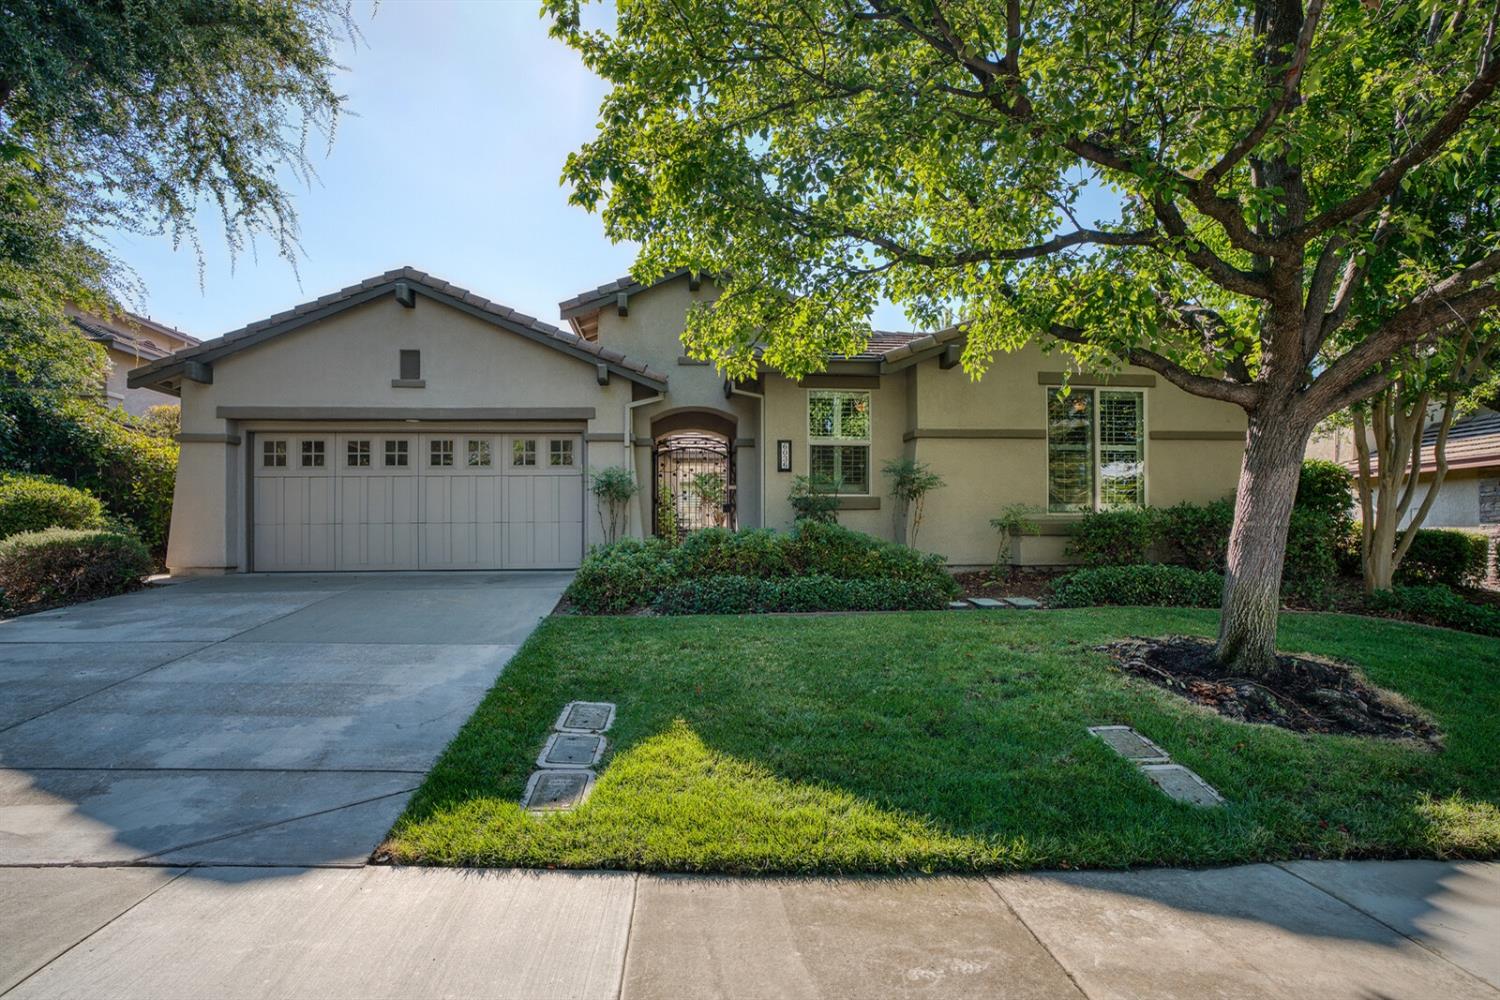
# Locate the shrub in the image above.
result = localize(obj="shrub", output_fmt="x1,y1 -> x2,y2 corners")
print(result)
882,457 -> 944,543
1282,509 -> 1339,606
0,474 -> 105,538
1157,499 -> 1234,571
1066,508 -> 1158,566
565,537 -> 676,614
1295,459 -> 1355,528
1050,564 -> 1223,608
0,528 -> 152,609
653,574 -> 955,615
1366,585 -> 1500,638
1394,530 -> 1491,589
563,522 -> 959,613
787,474 -> 840,524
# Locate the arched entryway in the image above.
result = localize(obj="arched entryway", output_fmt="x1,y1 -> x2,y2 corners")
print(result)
650,410 -> 737,535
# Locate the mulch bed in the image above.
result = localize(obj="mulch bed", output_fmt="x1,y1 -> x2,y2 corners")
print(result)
953,567 -> 1062,603
1104,635 -> 1440,746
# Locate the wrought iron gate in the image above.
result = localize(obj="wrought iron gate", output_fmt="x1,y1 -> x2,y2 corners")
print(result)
653,433 -> 735,535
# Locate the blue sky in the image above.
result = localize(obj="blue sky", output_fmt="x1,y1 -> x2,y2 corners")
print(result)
110,0 -> 663,338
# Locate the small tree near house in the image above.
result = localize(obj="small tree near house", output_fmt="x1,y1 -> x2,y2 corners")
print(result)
883,458 -> 944,546
1350,326 -> 1500,591
589,466 -> 639,545
552,0 -> 1500,677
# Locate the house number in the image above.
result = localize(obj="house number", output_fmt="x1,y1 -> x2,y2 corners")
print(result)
777,439 -> 792,472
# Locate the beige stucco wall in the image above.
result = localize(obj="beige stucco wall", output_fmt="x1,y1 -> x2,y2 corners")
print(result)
167,294 -> 635,573
591,276 -> 763,533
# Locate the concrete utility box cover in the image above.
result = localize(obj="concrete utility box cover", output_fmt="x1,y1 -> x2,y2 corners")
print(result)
1088,725 -> 1171,764
1140,763 -> 1226,807
555,701 -> 616,733
968,597 -> 1006,609
1003,596 -> 1042,609
521,769 -> 596,811
537,732 -> 607,769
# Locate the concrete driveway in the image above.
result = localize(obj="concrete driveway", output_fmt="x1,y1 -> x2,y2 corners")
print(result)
0,572 -> 569,868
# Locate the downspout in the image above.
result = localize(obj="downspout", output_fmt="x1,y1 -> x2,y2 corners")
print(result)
726,379 -> 766,529
624,391 -> 663,538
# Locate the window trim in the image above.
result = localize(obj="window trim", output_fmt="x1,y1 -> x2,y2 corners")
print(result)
1044,386 -> 1148,513
806,389 -> 873,496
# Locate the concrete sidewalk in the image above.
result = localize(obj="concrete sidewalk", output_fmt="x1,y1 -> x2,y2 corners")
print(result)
1,860 -> 1495,999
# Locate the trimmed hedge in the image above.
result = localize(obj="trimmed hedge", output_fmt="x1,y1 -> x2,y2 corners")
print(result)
0,474 -> 105,538
1367,585 -> 1500,638
565,522 -> 960,614
0,528 -> 152,609
1395,530 -> 1490,589
1065,508 -> 1157,567
1158,499 -> 1233,571
1050,564 -> 1223,608
653,575 -> 956,615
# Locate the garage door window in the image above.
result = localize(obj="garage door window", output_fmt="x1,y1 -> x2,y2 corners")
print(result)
429,439 -> 454,467
550,439 -> 575,467
347,440 -> 371,467
263,440 -> 287,468
513,439 -> 536,467
384,440 -> 409,467
301,440 -> 325,468
467,439 -> 492,467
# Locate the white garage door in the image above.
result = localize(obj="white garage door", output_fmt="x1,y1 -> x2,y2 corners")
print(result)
251,430 -> 583,571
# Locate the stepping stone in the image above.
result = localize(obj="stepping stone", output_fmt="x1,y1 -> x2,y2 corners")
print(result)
1003,596 -> 1041,609
967,597 -> 1006,609
1140,763 -> 1225,807
537,732 -> 607,769
948,601 -> 971,610
521,769 -> 596,811
1088,725 -> 1171,764
555,701 -> 616,733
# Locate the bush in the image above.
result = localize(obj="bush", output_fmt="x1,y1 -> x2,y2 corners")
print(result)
0,528 -> 152,609
1282,509 -> 1339,606
1296,459 -> 1355,528
563,522 -> 959,614
1394,530 -> 1491,589
0,474 -> 105,538
787,475 -> 841,524
1158,499 -> 1234,571
565,537 -> 677,614
1066,508 -> 1158,566
1050,564 -> 1223,608
1367,585 -> 1500,638
653,574 -> 956,615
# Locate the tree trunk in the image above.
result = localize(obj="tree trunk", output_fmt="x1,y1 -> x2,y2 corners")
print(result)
1214,406 -> 1312,676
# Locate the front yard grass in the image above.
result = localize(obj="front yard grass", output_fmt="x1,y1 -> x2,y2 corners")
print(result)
383,609 -> 1500,872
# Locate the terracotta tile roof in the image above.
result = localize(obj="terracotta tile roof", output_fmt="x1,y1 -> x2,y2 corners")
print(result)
128,266 -> 669,391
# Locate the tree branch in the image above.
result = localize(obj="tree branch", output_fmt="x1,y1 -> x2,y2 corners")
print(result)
1298,52 -> 1500,239
1200,0 -> 1325,189
1151,195 -> 1272,297
1046,322 -> 1262,408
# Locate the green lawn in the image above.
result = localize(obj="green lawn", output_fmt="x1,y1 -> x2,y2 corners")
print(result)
383,609 -> 1500,872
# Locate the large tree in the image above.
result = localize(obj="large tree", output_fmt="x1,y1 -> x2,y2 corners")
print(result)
0,0 -> 352,456
548,0 -> 1500,674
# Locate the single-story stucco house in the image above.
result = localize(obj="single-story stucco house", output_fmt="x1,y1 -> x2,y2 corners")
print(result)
127,267 -> 1248,574
69,306 -> 200,416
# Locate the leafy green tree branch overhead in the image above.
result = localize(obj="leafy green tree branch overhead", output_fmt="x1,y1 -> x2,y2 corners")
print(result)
548,0 -> 1500,674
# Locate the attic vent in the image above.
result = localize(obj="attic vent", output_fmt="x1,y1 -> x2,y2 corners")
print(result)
399,350 -> 421,380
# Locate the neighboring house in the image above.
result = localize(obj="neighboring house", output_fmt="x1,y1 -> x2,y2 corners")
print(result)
69,306 -> 200,415
1334,407 -> 1500,533
127,267 -> 1247,575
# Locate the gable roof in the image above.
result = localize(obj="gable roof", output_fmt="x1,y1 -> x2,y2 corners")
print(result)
558,269 -> 693,320
72,310 -> 200,361
127,266 -> 669,395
